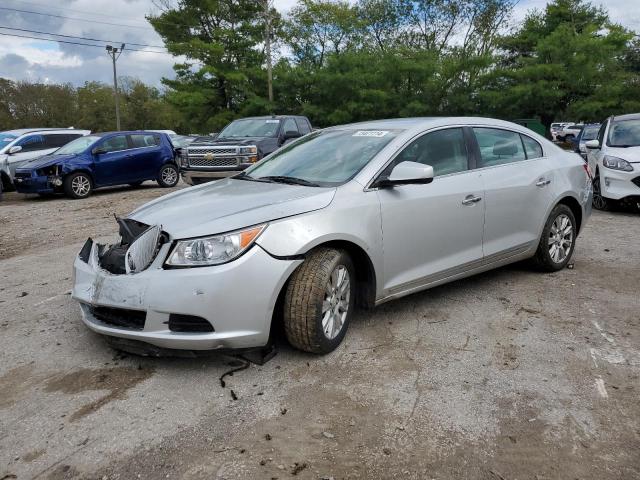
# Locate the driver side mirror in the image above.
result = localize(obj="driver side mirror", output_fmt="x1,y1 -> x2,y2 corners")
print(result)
585,139 -> 600,150
373,161 -> 434,188
281,130 -> 301,142
8,145 -> 22,155
91,147 -> 106,155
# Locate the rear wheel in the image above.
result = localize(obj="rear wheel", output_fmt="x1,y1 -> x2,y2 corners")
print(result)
157,163 -> 179,188
532,204 -> 576,272
283,248 -> 355,354
63,172 -> 93,199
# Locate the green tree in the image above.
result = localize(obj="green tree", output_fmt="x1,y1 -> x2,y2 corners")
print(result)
483,0 -> 633,128
148,0 -> 274,132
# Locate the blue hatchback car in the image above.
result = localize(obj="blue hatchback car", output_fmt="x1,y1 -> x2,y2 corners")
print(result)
14,131 -> 179,199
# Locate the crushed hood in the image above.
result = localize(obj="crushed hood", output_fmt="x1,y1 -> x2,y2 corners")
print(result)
16,154 -> 73,170
129,178 -> 336,239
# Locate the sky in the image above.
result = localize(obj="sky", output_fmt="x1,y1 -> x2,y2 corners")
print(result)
0,0 -> 638,88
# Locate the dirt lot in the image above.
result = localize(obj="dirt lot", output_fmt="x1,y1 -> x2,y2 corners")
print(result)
1,183 -> 639,480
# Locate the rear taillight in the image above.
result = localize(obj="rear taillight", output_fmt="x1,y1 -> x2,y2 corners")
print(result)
583,163 -> 593,180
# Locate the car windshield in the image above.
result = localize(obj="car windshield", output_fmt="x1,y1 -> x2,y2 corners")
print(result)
219,119 -> 281,138
608,119 -> 640,147
55,135 -> 100,155
242,129 -> 400,186
0,134 -> 17,149
581,126 -> 599,141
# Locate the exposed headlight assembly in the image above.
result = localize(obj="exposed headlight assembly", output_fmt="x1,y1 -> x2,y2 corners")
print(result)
239,146 -> 257,155
603,156 -> 633,172
166,224 -> 266,267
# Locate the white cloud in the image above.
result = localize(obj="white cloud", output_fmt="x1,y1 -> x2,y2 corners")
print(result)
0,0 -> 637,87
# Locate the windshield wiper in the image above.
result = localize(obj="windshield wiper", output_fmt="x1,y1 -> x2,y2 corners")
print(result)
610,144 -> 639,148
257,175 -> 320,187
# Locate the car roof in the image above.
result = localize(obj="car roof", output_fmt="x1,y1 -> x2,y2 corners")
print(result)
0,128 -> 90,136
328,116 -> 545,132
232,115 -> 305,121
91,131 -> 166,137
612,113 -> 640,122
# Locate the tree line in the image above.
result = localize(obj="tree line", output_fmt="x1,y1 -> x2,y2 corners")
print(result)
2,0 -> 639,135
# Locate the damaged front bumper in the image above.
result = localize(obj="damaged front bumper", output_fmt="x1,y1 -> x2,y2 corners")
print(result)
72,228 -> 302,351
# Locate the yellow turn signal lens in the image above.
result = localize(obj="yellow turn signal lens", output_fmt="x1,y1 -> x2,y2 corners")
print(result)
239,225 -> 265,248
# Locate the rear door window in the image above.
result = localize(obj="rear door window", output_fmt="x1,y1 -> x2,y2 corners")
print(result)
295,118 -> 311,135
44,134 -> 83,149
130,134 -> 160,148
100,135 -> 129,153
473,128 -> 526,167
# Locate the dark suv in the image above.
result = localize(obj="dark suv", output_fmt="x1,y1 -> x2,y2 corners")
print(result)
180,115 -> 312,185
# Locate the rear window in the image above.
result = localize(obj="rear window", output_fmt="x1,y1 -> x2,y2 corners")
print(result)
521,135 -> 543,159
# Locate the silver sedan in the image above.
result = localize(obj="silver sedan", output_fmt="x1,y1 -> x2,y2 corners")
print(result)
72,117 -> 592,354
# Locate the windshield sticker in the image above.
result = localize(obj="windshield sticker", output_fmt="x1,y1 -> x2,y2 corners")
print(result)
265,120 -> 280,123
353,130 -> 389,137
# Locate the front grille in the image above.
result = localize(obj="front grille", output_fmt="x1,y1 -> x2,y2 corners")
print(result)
89,306 -> 146,330
168,314 -> 214,333
632,176 -> 640,188
188,147 -> 238,155
188,157 -> 239,167
14,172 -> 32,180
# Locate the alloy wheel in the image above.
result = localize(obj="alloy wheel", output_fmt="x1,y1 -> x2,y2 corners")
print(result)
161,166 -> 178,185
72,175 -> 91,197
548,213 -> 573,264
321,265 -> 350,340
592,175 -> 607,210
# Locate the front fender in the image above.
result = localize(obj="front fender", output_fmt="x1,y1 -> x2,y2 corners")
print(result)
256,187 -> 385,297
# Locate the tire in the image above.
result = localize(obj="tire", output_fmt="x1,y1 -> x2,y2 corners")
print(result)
63,172 -> 93,199
532,204 -> 576,272
157,163 -> 179,188
283,248 -> 355,354
592,173 -> 611,211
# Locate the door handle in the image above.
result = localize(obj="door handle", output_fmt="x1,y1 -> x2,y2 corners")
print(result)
536,178 -> 551,187
462,195 -> 482,206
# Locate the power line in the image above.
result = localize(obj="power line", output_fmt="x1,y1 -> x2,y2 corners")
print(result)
0,31 -> 172,54
7,0 -> 153,25
0,25 -> 167,49
0,6 -> 155,30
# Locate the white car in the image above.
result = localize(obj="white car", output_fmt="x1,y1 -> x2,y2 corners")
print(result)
585,114 -> 640,210
551,122 -> 573,141
558,124 -> 583,142
0,128 -> 91,193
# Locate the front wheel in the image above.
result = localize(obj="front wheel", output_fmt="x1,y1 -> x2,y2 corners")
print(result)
157,163 -> 179,188
283,248 -> 355,354
63,172 -> 93,199
532,204 -> 576,272
592,174 -> 611,211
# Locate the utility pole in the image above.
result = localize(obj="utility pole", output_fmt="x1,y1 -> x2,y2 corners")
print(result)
106,43 -> 125,130
263,0 -> 273,103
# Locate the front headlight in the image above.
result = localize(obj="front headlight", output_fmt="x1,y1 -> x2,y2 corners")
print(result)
166,224 -> 266,267
239,146 -> 257,155
603,156 -> 633,172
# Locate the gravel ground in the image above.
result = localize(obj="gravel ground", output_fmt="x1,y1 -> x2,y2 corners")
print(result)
0,183 -> 639,480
